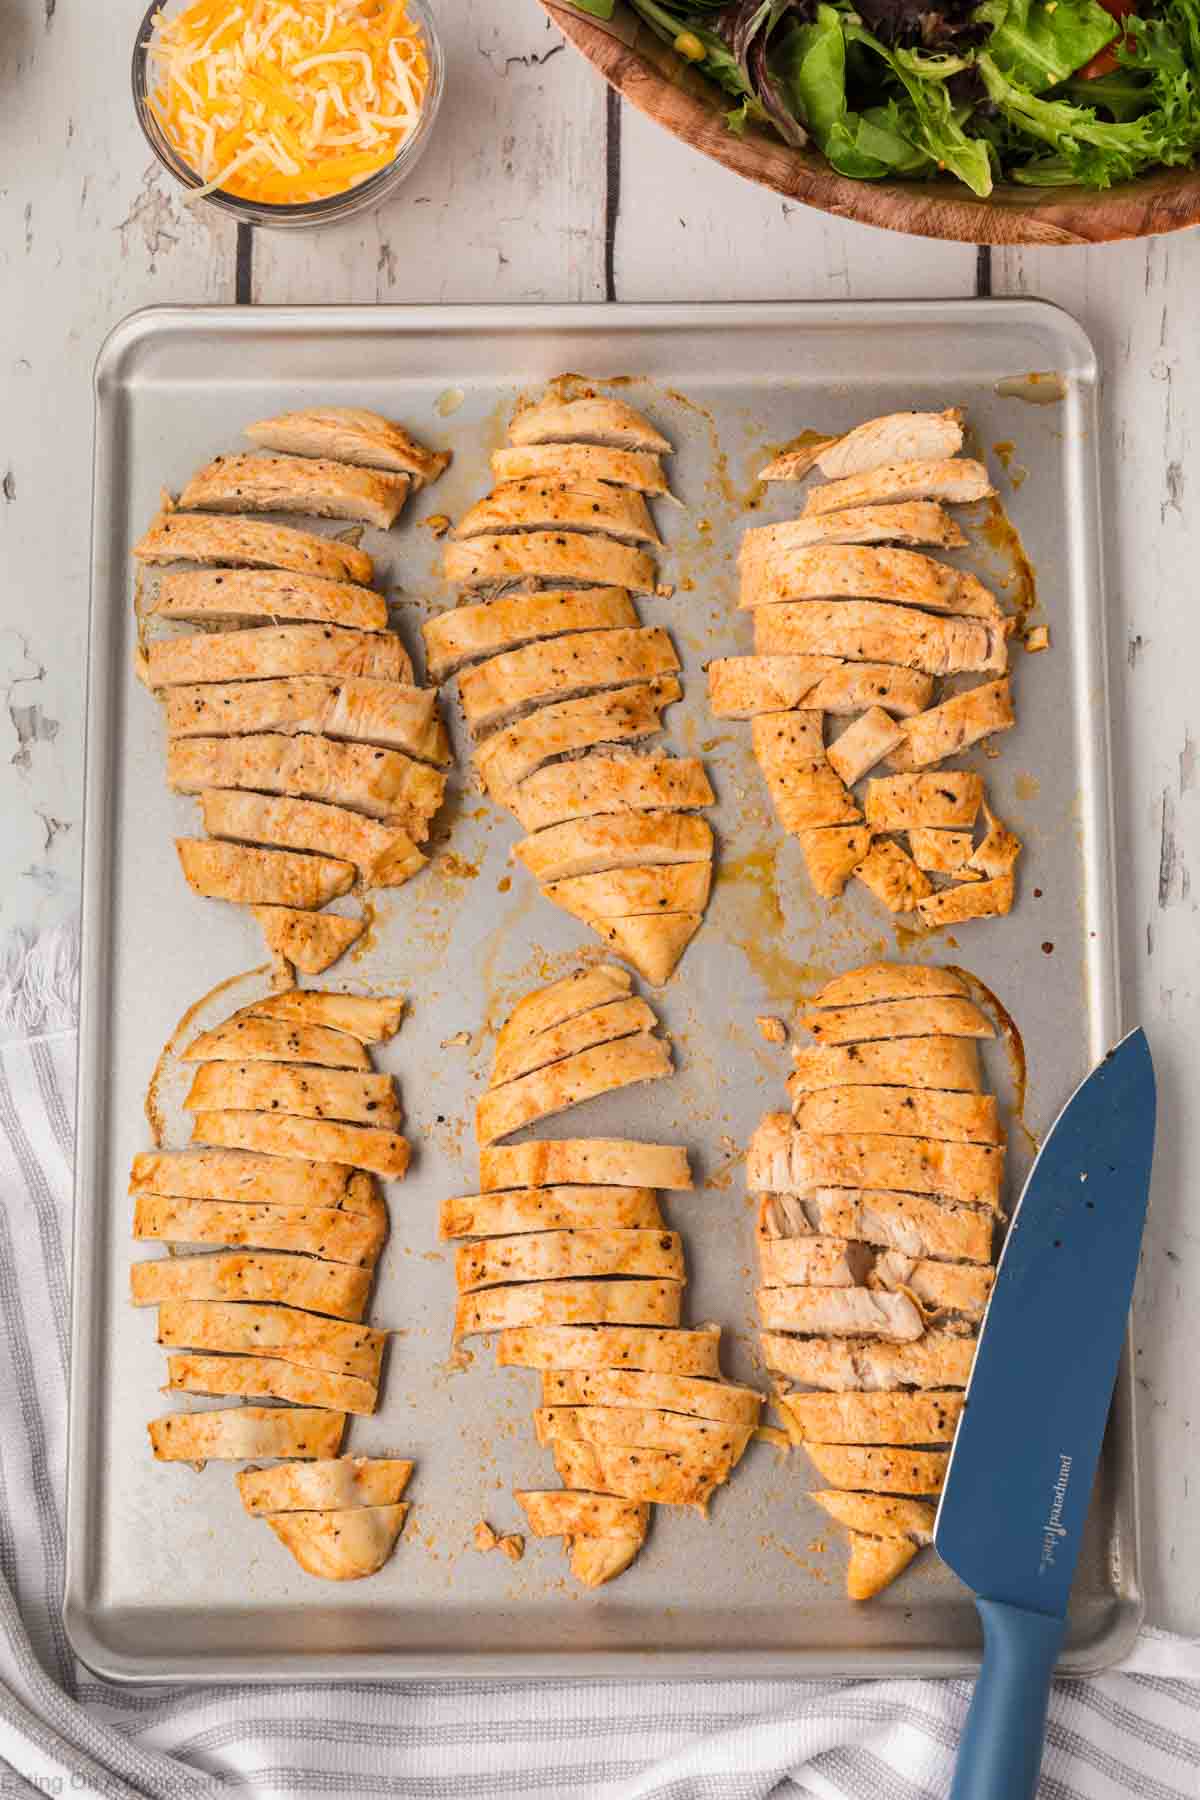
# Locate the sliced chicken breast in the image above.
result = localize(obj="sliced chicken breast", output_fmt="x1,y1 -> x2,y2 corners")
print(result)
801,458 -> 994,518
183,1061 -> 400,1129
133,512 -> 373,584
170,733 -> 445,835
148,1407 -> 344,1463
479,1138 -> 692,1193
156,1299 -> 386,1380
164,675 -> 445,762
475,679 -> 681,804
459,627 -> 679,735
510,751 -> 713,833
200,790 -> 425,889
491,998 -> 657,1089
148,625 -> 406,689
238,1457 -> 413,1513
797,995 -> 993,1044
779,1389 -> 964,1445
165,1354 -> 377,1416
443,532 -> 655,595
151,569 -> 388,631
865,773 -> 984,831
853,839 -> 933,913
183,1016 -> 370,1068
755,748 -> 862,831
871,1251 -> 994,1319
707,655 -> 841,718
792,1084 -> 1002,1144
252,905 -> 364,975
588,911 -> 704,986
422,588 -> 636,681
804,663 -> 936,716
455,1276 -> 683,1339
552,1441 -> 728,1510
756,1234 -> 874,1288
809,1490 -> 936,1539
192,1111 -> 411,1181
475,1033 -> 672,1145
755,1126 -> 1004,1210
542,1368 -> 762,1428
237,988 -> 405,1043
811,963 -> 970,1009
749,705 -> 825,765
789,1035 -> 983,1094
495,964 -> 632,1055
131,1251 -> 369,1321
889,677 -> 1015,771
515,812 -> 711,885
535,1405 -> 747,1461
456,1228 -> 684,1293
493,443 -> 670,495
178,453 -> 409,529
515,1490 -> 651,1539
969,805 -> 1023,878
496,1322 -> 720,1376
568,1532 -> 643,1588
909,828 -> 976,875
454,479 -> 660,546
754,602 -> 1007,677
246,407 -> 449,483
759,1188 -> 993,1264
826,708 -> 905,786
754,1285 -> 924,1340
134,1195 -> 385,1267
920,871 -> 1016,926
129,1147 -> 372,1209
508,395 -> 671,453
801,1443 -> 949,1495
762,411 -> 964,483
761,1329 -> 976,1389
176,839 -> 354,909
797,826 -> 874,898
542,863 -> 711,923
739,545 -> 1001,619
440,1186 -> 663,1239
740,501 -> 967,560
846,1534 -> 921,1599
264,1505 -> 408,1581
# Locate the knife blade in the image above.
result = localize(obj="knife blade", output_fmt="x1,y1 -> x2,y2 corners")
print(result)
937,1026 -> 1155,1800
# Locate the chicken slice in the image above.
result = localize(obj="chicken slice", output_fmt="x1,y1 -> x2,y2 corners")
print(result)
790,1036 -> 983,1094
164,676 -> 445,762
535,1405 -> 748,1461
497,1322 -> 720,1376
801,1444 -> 949,1495
846,1534 -> 921,1600
475,1033 -> 672,1145
165,1354 -> 377,1416
589,912 -> 704,986
475,679 -> 681,804
246,407 -> 449,483
740,502 -> 967,561
758,1188 -> 993,1265
811,963 -> 970,1008
176,839 -> 354,909
134,1194 -> 385,1267
751,708 -> 824,762
908,828 -> 976,875
761,1329 -> 976,1389
826,708 -> 905,786
443,532 -> 655,595
441,1186 -> 663,1239
252,906 -> 364,975
792,1083 -> 1002,1144
706,655 -> 842,718
459,627 -> 679,735
237,988 -> 404,1043
130,1147 -> 375,1210
754,602 -> 1006,677
516,813 -> 712,885
739,546 -> 1001,620
867,773 -> 986,831
552,1441 -> 728,1510
514,1491 -> 651,1539
762,411 -> 965,483
454,479 -> 660,546
170,733 -> 445,834
542,1368 -> 762,1428
797,827 -> 874,898
201,790 -> 425,889
510,751 -> 713,833
542,863 -> 711,923
805,663 -> 936,717
147,624 -> 406,688
754,1285 -> 924,1340
456,1227 -> 684,1293
131,1252 -> 369,1321
755,1125 -> 1004,1210
157,1298 -> 386,1379
798,994 -> 993,1043
263,1505 -> 408,1581
801,459 -> 994,518
148,1407 -> 345,1463
480,1138 -> 692,1193
757,760 -> 862,833
968,805 -> 1023,878
422,588 -> 636,681
888,677 -> 1015,771
778,1390 -> 964,1445
810,1490 -> 936,1539
178,453 -> 409,529
495,964 -> 632,1056
493,443 -> 670,495
133,511 -> 375,583
455,1277 -> 682,1339
756,1234 -> 874,1288
183,1017 -> 369,1068
151,569 -> 388,631
918,877 -> 1017,928
871,1251 -> 994,1319
238,1457 -> 412,1513
508,395 -> 671,453
183,1061 -> 400,1129
192,1111 -> 410,1181
854,839 -> 932,913
491,998 -> 657,1089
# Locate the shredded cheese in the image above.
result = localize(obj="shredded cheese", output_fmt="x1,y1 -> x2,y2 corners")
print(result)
147,0 -> 430,206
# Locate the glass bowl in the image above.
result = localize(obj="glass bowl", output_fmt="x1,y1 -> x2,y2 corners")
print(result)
131,0 -> 444,229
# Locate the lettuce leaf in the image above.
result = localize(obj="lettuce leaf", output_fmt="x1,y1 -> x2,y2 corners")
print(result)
973,0 -> 1119,91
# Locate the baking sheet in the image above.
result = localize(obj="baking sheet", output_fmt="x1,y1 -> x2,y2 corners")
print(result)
68,301 -> 1139,1682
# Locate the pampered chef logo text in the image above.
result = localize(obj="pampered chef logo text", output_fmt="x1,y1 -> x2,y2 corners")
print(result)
1039,1453 -> 1073,1573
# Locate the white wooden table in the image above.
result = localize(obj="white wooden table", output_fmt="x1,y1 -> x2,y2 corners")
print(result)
2,0 -> 1196,1640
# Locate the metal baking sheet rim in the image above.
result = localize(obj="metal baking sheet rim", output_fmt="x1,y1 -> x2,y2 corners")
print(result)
66,299 -> 1142,1683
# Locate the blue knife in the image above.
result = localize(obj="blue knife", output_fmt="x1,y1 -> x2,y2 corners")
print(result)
937,1027 -> 1156,1800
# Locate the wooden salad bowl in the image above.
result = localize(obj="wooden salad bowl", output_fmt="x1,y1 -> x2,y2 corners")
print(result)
545,1 -> 1200,246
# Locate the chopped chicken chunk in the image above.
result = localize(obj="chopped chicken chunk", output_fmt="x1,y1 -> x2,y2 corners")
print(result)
826,708 -> 905,786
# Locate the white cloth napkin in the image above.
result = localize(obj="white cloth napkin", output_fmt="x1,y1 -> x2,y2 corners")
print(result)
1,925 -> 1197,1800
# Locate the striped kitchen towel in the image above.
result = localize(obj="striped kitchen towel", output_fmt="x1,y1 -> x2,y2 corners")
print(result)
0,924 -> 1197,1800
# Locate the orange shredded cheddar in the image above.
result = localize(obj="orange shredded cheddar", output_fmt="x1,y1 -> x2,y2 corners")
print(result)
147,0 -> 431,206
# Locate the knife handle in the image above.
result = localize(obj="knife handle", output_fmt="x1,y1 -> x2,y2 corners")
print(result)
949,1598 -> 1066,1800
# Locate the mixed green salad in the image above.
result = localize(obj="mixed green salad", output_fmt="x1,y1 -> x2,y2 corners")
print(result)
569,0 -> 1200,193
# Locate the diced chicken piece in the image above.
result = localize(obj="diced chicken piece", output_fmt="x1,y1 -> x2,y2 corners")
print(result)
510,751 -> 713,833
846,1534 -> 921,1600
170,734 -> 444,834
706,655 -> 842,718
515,1491 -> 651,1539
147,624 -> 406,688
761,1329 -> 976,1389
797,827 -> 873,898
754,1285 -> 924,1340
754,728 -> 861,832
480,1138 -> 692,1193
889,678 -> 1015,771
148,1407 -> 344,1463
454,479 -> 660,546
810,1490 -> 936,1540
443,532 -> 655,595
1024,624 -> 1051,653
441,1186 -> 662,1239
246,407 -> 448,483
164,676 -> 446,763
496,964 -> 632,1056
497,1322 -> 720,1376
183,1017 -> 368,1068
493,443 -> 670,495
798,994 -> 993,1043
491,998 -> 657,1088
238,1457 -> 412,1513
509,395 -> 671,454
751,709 -> 824,762
790,1035 -> 983,1094
826,708 -> 905,786
570,1535 -> 644,1586
589,912 -> 704,986
754,1123 -> 1004,1210
865,773 -> 985,830
801,459 -> 994,518
130,1147 -> 374,1209
778,1389 -> 964,1445
133,512 -> 374,584
176,839 -> 354,909
455,1277 -> 682,1339
201,791 -> 425,890
759,1188 -> 993,1265
756,1234 -> 874,1288
805,664 -> 935,717
792,1084 -> 1002,1144
739,545 -> 1000,620
918,876 -> 1016,928
156,1299 -> 386,1380
552,1441 -> 728,1511
542,1368 -> 762,1428
801,1444 -> 949,1495
871,1251 -> 994,1319
761,411 -> 965,483
535,1406 -> 748,1462
969,805 -> 1023,878
165,1354 -> 377,1416
178,453 -> 409,529
854,839 -> 933,913
183,1061 -> 400,1129
458,627 -> 679,735
263,1505 -> 408,1581
151,569 -> 388,631
755,602 -> 1006,677
131,1251 -> 369,1321
238,988 -> 404,1043
134,1195 -> 384,1268
542,863 -> 711,923
811,962 -> 970,1008
475,1033 -> 672,1145
908,828 -> 976,875
193,1111 -> 410,1181
252,905 -> 363,975
422,588 -> 636,681
456,1227 -> 684,1293
740,502 -> 967,561
475,679 -> 681,804
515,809 -> 713,883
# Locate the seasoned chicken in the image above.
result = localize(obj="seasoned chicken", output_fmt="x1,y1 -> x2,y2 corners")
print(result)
164,675 -> 445,762
759,1189 -> 993,1264
475,1033 -> 672,1145
792,1083 -> 1002,1144
496,1322 -> 720,1376
443,532 -> 655,595
789,1035 -> 983,1094
456,1228 -> 684,1293
178,453 -> 410,529
475,679 -> 681,803
797,994 -> 992,1043
200,791 -> 425,889
751,708 -> 824,762
131,1251 -> 369,1321
264,1505 -> 408,1581
459,627 -> 680,735
756,756 -> 862,833
513,812 -> 712,885
801,458 -> 994,518
440,1186 -> 663,1239
193,1111 -> 410,1181
760,1329 -> 976,1389
169,733 -> 445,833
238,988 -> 404,1043
148,1407 -> 344,1463
422,588 -> 636,681
134,1194 -> 385,1267
542,863 -> 711,924
919,874 -> 1015,932
761,411 -> 964,483
455,1277 -> 683,1339
480,1138 -> 692,1193
246,407 -> 449,483
803,663 -> 935,717
739,545 -> 1001,619
454,479 -> 660,546
754,1285 -> 924,1340
508,395 -> 671,454
510,751 -> 713,833
151,569 -> 388,631
535,1405 -> 748,1461
853,839 -> 933,913
542,1368 -> 762,1428
493,443 -> 670,495
968,805 -> 1023,878
707,654 -> 842,718
754,1125 -> 1004,1210
811,963 -> 970,1007
133,512 -> 373,584
184,1017 -> 370,1068
809,1490 -> 936,1539
756,1234 -> 874,1287
797,827 -> 874,898
826,708 -> 905,786
846,1535 -> 921,1600
552,1441 -> 727,1510
238,1457 -> 412,1513
495,964 -> 632,1054
183,1061 -> 400,1129
778,1389 -> 964,1445
165,1354 -> 377,1416
515,1490 -> 651,1539
801,1444 -> 949,1495
490,999 -> 655,1092
889,677 -> 1014,771
156,1299 -> 386,1380
754,602 -> 1006,677
740,501 -> 967,560
252,905 -> 364,975
871,1251 -> 994,1319
176,839 -> 354,909
148,624 -> 406,689
589,912 -> 705,987
130,1147 -> 374,1209
865,772 -> 984,831
908,828 -> 976,875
